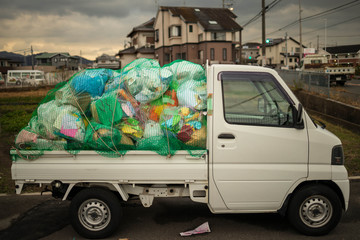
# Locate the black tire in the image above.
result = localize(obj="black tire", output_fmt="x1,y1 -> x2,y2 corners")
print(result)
70,188 -> 122,239
287,184 -> 342,236
16,80 -> 21,85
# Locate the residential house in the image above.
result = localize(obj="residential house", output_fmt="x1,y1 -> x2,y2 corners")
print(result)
242,42 -> 261,64
154,6 -> 242,66
258,37 -> 306,69
0,57 -> 23,74
94,54 -> 120,69
35,53 -> 79,70
323,44 -> 360,66
117,18 -> 156,68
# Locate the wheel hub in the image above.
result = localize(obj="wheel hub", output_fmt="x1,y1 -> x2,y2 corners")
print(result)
300,195 -> 332,228
78,199 -> 111,231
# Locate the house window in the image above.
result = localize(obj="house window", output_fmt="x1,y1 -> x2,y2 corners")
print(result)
198,33 -> 203,42
295,47 -> 300,52
189,25 -> 193,33
176,53 -> 186,60
282,47 -> 286,52
155,29 -> 159,42
169,25 -> 181,38
211,32 -> 225,41
210,48 -> 215,60
223,48 -> 227,61
165,53 -> 170,62
289,58 -> 293,62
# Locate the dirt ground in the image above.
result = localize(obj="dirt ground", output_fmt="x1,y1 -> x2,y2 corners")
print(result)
0,134 -> 16,193
0,87 -> 50,193
0,86 -> 52,98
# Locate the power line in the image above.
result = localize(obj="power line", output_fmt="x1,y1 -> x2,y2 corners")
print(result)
327,35 -> 360,38
267,0 -> 360,36
242,0 -> 282,27
302,16 -> 360,36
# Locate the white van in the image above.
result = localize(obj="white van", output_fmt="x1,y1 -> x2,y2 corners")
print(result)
11,64 -> 349,238
7,70 -> 45,86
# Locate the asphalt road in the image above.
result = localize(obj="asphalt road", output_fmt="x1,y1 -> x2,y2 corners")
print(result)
0,180 -> 359,240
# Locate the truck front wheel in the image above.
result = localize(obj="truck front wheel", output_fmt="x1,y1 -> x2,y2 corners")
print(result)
287,184 -> 342,236
70,188 -> 122,239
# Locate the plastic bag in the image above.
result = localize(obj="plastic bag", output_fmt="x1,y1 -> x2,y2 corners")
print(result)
163,60 -> 206,87
71,69 -> 112,98
84,121 -> 134,150
37,100 -> 86,142
177,80 -> 207,110
90,90 -> 123,126
124,67 -> 172,103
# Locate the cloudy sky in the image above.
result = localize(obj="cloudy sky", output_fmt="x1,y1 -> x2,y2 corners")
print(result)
0,0 -> 359,60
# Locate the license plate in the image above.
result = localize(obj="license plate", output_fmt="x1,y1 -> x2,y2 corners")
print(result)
336,77 -> 341,80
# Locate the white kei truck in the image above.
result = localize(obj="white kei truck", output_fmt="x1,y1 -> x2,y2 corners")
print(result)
299,54 -> 355,86
11,64 -> 350,239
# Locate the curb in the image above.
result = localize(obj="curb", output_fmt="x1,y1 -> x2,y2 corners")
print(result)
349,176 -> 360,180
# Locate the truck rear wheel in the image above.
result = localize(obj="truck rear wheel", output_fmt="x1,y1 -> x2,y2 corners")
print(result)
70,188 -> 122,239
287,184 -> 342,236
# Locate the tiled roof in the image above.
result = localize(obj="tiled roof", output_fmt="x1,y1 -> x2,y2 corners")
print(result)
324,44 -> 360,54
118,46 -> 154,56
127,18 -> 155,37
118,46 -> 136,54
160,6 -> 242,31
35,52 -> 70,59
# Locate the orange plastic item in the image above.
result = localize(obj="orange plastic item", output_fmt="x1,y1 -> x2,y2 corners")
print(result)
165,90 -> 178,107
119,89 -> 138,108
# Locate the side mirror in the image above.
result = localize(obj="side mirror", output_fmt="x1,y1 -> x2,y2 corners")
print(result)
294,103 -> 304,129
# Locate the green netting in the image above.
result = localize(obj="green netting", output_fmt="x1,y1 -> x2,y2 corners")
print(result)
14,59 -> 208,160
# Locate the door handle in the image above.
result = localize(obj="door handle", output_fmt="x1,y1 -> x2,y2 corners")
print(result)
218,133 -> 235,139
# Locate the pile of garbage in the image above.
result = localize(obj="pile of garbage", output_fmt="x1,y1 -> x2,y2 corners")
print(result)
15,59 -> 207,157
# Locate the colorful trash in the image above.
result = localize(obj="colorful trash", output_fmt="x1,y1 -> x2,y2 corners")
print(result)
15,58 -> 207,158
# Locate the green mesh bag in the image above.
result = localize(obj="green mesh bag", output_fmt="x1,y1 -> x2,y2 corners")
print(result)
14,59 -> 208,160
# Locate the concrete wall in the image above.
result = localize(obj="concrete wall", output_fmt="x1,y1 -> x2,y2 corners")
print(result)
295,90 -> 360,132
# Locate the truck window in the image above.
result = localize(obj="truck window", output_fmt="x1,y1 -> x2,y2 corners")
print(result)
221,72 -> 294,127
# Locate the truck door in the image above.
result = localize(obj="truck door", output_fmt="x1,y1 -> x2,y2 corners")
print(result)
211,69 -> 308,211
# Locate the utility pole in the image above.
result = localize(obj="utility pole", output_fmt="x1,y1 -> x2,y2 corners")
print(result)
262,0 -> 266,66
31,45 -> 34,70
80,50 -> 82,69
24,51 -> 26,66
298,0 -> 303,63
285,32 -> 288,67
317,35 -> 319,52
324,19 -> 327,52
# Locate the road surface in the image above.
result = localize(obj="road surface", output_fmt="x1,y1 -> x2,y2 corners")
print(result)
0,180 -> 359,240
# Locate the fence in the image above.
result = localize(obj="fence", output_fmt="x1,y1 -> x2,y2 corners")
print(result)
276,70 -> 330,96
1,70 -> 77,88
45,71 -> 77,85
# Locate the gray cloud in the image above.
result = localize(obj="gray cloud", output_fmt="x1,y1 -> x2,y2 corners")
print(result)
0,0 -> 359,59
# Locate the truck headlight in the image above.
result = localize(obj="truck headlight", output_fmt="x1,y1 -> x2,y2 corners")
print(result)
332,145 -> 344,165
